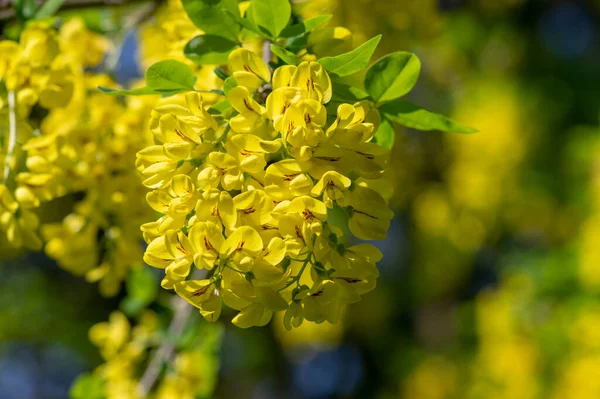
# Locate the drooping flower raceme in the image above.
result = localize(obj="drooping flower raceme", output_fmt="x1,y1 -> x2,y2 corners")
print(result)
0,20 -> 154,297
140,48 -> 394,329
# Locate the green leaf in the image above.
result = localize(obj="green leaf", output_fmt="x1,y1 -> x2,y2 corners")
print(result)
280,14 -> 332,38
380,100 -> 477,133
364,52 -> 421,104
270,44 -> 299,65
98,86 -> 169,96
214,67 -> 229,81
318,35 -> 382,77
184,34 -> 238,65
330,80 -> 370,104
13,0 -> 37,20
209,99 -> 232,114
251,0 -> 292,39
181,0 -> 241,41
127,266 -> 158,305
223,76 -> 238,95
35,0 -> 65,18
373,116 -> 395,149
146,59 -> 196,91
224,9 -> 264,37
99,60 -> 198,96
70,373 -> 104,399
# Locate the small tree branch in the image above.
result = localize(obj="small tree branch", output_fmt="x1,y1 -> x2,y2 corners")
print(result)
3,91 -> 17,186
262,39 -> 272,69
137,269 -> 207,397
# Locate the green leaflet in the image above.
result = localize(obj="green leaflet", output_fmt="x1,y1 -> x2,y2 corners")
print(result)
13,0 -> 37,20
331,80 -> 370,103
380,100 -> 477,133
279,14 -> 332,38
374,116 -> 395,149
224,9 -> 265,37
223,76 -> 238,95
99,60 -> 199,96
35,0 -> 65,18
270,44 -> 300,65
209,99 -> 232,115
146,59 -> 196,90
185,34 -> 239,65
70,373 -> 104,399
318,35 -> 382,77
365,52 -> 421,104
251,0 -> 292,39
181,0 -> 241,41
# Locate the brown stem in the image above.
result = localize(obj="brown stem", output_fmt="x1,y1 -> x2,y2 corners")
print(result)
137,268 -> 207,397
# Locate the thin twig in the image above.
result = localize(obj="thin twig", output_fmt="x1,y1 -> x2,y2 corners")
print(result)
262,39 -> 272,70
137,268 -> 207,397
3,91 -> 17,186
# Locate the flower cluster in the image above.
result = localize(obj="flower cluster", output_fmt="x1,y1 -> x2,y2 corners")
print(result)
141,48 -> 393,329
80,310 -> 220,399
0,20 -> 155,296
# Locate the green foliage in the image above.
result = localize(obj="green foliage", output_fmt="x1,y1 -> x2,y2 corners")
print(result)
380,100 -> 477,133
12,0 -> 37,20
224,9 -> 264,37
121,266 -> 158,316
251,0 -> 291,39
181,0 -> 241,42
208,99 -> 232,114
279,14 -> 332,38
99,60 -> 203,96
223,76 -> 237,95
364,52 -> 421,104
34,0 -> 65,18
70,373 -> 105,399
185,34 -> 239,65
270,44 -> 299,65
318,35 -> 382,77
145,60 -> 196,91
374,116 -> 395,149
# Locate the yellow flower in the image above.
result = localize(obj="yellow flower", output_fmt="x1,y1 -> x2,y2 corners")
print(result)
228,86 -> 271,136
187,221 -> 225,270
225,133 -> 280,174
228,48 -> 271,91
174,279 -> 218,307
20,22 -> 60,68
0,184 -> 42,249
290,61 -> 332,104
192,189 -> 237,230
89,311 -> 130,360
302,280 -> 343,324
342,186 -> 394,240
264,160 -> 314,201
233,189 -> 274,228
146,174 -> 197,217
232,302 -> 273,328
220,225 -> 263,264
197,152 -> 243,191
311,171 -> 352,208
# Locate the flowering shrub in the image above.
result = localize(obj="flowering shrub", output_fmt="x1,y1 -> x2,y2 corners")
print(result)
0,0 -> 473,397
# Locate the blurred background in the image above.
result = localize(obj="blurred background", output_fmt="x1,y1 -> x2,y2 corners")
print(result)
2,0 -> 600,398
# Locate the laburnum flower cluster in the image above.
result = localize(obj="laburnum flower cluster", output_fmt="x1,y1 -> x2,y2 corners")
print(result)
0,20 -> 155,296
86,311 -> 219,399
140,48 -> 394,329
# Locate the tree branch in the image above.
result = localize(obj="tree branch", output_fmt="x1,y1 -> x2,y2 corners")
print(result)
137,268 -> 207,397
3,91 -> 17,187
